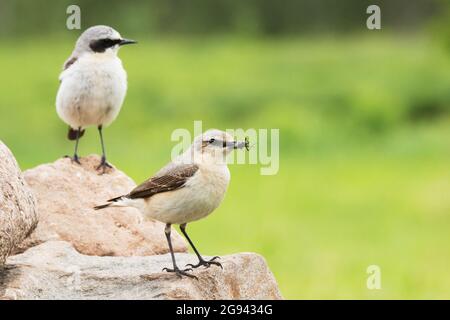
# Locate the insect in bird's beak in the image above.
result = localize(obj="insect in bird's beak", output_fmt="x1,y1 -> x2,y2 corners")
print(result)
233,137 -> 250,150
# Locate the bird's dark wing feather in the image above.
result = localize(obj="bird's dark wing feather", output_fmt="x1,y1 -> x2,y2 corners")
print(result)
59,56 -> 78,83
126,164 -> 199,199
63,56 -> 78,70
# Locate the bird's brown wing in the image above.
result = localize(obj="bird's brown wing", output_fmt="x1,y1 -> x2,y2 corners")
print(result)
127,163 -> 199,199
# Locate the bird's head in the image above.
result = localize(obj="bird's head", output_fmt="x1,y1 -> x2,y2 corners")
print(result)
188,129 -> 247,165
74,25 -> 137,56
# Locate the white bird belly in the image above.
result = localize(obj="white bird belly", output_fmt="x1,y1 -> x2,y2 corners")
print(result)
56,54 -> 127,129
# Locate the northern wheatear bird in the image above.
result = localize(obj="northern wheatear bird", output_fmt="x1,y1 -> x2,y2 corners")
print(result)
94,130 -> 247,278
56,25 -> 136,171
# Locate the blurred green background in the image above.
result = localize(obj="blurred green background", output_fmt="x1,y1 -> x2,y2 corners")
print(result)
0,0 -> 449,299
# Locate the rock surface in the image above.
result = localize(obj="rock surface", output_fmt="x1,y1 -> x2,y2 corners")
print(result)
0,141 -> 38,265
0,241 -> 282,300
16,155 -> 187,256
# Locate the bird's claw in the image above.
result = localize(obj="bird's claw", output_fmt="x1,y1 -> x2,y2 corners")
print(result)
162,267 -> 197,279
96,157 -> 113,174
65,154 -> 81,165
186,256 -> 223,269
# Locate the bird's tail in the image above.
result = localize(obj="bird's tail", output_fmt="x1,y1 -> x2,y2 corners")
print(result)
93,203 -> 112,210
68,126 -> 85,141
93,195 -> 126,210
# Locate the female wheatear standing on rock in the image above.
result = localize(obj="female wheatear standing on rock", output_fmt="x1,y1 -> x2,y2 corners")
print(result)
95,130 -> 248,278
56,25 -> 136,171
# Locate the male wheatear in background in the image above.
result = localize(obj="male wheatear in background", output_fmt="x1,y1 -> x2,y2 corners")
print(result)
94,130 -> 247,278
56,25 -> 136,171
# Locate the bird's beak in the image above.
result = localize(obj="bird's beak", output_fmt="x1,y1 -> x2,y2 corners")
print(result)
119,38 -> 137,46
233,141 -> 247,150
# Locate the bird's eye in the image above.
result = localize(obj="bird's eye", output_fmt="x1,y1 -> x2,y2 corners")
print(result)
209,138 -> 215,143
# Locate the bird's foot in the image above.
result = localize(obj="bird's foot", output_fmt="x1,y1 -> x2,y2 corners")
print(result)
64,154 -> 81,165
96,157 -> 113,174
186,256 -> 222,269
162,266 -> 197,279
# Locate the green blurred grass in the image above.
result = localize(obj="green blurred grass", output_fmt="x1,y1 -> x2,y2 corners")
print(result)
0,35 -> 449,299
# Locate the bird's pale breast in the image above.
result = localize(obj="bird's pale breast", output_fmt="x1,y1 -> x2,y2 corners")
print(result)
56,53 -> 127,128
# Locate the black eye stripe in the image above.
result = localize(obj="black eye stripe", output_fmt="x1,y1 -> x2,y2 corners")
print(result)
203,139 -> 225,147
89,38 -> 121,53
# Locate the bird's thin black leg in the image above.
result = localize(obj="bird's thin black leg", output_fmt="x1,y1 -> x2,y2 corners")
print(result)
181,223 -> 222,269
96,125 -> 112,172
162,223 -> 197,279
71,127 -> 82,164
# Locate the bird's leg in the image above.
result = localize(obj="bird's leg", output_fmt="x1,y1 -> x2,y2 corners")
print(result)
181,223 -> 222,269
162,223 -> 197,279
69,127 -> 82,164
96,125 -> 112,172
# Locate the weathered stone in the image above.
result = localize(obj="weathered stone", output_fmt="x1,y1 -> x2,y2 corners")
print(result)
0,141 -> 38,265
16,155 -> 187,256
1,241 -> 282,300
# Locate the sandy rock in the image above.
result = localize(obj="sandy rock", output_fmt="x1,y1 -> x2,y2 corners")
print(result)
0,141 -> 38,265
16,155 -> 187,256
0,241 -> 282,300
